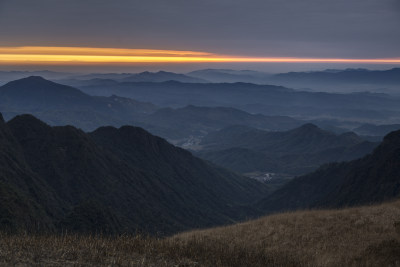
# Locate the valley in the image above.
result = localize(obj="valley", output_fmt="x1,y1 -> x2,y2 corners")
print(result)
0,70 -> 399,265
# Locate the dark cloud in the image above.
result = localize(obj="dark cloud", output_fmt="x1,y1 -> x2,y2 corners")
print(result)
0,0 -> 399,58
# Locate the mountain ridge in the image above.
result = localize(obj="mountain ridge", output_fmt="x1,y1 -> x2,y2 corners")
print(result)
197,124 -> 378,175
257,128 -> 400,212
0,112 -> 270,234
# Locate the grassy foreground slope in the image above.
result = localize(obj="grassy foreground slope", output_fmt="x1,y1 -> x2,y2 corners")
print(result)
1,200 -> 400,266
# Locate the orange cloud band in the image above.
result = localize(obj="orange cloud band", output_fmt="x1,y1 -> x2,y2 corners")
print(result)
0,46 -> 399,64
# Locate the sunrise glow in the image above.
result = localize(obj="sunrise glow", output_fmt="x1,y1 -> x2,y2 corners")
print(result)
0,46 -> 399,65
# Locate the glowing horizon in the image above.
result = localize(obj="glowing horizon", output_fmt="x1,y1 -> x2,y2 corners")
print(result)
0,46 -> 399,65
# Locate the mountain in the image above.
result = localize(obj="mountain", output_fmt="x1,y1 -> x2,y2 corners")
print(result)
271,68 -> 400,85
0,113 -> 57,231
0,77 -> 303,143
136,105 -> 302,141
257,129 -> 400,213
65,71 -> 208,83
187,69 -> 272,83
0,113 -> 269,234
269,68 -> 400,93
121,71 -> 208,83
0,70 -> 73,85
75,80 -> 400,123
353,123 -> 400,137
69,73 -> 134,80
0,76 -> 158,131
197,124 -> 378,175
201,123 -> 371,153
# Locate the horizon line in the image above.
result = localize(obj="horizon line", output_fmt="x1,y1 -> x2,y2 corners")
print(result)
1,46 -> 399,65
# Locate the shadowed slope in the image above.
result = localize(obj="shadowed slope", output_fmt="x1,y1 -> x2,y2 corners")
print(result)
1,113 -> 269,234
257,129 -> 400,212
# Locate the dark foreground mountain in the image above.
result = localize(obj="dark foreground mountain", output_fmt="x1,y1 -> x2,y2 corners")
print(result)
197,124 -> 377,175
0,113 -> 269,234
257,129 -> 400,213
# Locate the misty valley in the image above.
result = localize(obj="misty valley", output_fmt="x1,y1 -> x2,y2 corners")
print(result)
0,69 -> 400,266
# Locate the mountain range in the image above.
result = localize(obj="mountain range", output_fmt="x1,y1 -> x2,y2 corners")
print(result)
138,105 -> 302,142
0,76 -> 157,131
257,128 -> 400,212
121,71 -> 208,83
1,74 -> 400,236
0,112 -> 269,234
196,124 -> 378,175
353,123 -> 400,137
187,69 -> 272,83
187,68 -> 400,93
0,77 -> 304,142
1,112 -> 399,235
269,68 -> 400,92
72,78 -> 400,124
3,71 -> 400,126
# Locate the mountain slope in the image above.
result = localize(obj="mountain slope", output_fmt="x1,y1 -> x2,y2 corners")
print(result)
0,76 -> 158,131
0,113 -> 59,231
0,113 -> 269,234
257,129 -> 400,212
0,77 -> 303,142
75,80 -> 400,123
139,105 -> 302,140
354,123 -> 400,137
2,200 -> 400,266
197,124 -> 377,175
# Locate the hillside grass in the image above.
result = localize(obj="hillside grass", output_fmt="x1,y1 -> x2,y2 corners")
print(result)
1,199 -> 400,266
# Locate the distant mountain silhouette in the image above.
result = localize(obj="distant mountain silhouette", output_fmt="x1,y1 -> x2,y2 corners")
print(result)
0,77 -> 305,143
197,124 -> 377,175
0,113 -> 269,234
0,76 -> 158,130
353,123 -> 400,137
75,79 -> 400,122
187,69 -> 271,83
268,68 -> 400,93
0,70 -> 72,84
122,71 -> 208,83
271,68 -> 400,85
257,129 -> 400,212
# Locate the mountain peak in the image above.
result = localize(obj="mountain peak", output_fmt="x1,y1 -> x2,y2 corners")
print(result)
2,75 -> 64,89
10,76 -> 51,85
7,114 -> 51,131
23,75 -> 47,81
0,75 -> 89,103
296,123 -> 320,131
382,129 -> 400,145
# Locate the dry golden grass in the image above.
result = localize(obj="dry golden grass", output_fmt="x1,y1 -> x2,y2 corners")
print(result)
1,200 -> 400,266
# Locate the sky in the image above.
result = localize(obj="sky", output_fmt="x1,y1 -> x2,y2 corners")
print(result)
0,0 -> 399,72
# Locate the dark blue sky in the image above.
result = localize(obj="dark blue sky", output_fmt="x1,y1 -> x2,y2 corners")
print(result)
0,0 -> 399,72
